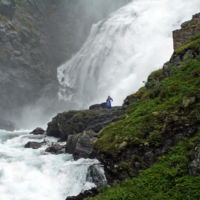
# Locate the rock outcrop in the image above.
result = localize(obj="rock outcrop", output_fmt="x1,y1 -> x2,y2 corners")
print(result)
29,127 -> 45,135
46,106 -> 126,141
173,13 -> 200,49
65,130 -> 99,160
24,141 -> 46,149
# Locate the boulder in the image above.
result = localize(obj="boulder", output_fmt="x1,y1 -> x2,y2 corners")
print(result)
65,130 -> 99,160
89,102 -> 106,110
45,143 -> 65,154
24,141 -> 46,149
30,127 -> 45,135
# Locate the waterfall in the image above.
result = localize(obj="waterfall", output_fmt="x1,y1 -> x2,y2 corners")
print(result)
57,0 -> 200,109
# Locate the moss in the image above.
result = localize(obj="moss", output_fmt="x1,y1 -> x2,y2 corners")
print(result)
73,110 -> 96,118
148,131 -> 162,147
0,13 -> 8,22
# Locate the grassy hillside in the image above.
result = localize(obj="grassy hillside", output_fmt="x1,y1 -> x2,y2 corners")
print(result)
88,33 -> 200,199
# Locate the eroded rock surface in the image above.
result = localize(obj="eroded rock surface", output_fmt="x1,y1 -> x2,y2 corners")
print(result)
46,107 -> 125,141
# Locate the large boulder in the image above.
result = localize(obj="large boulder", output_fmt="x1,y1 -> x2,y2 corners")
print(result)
45,143 -> 65,154
24,141 -> 46,149
30,127 -> 45,135
65,130 -> 99,160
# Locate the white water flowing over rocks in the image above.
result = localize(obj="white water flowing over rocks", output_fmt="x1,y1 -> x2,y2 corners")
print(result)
0,130 -> 106,200
58,0 -> 200,109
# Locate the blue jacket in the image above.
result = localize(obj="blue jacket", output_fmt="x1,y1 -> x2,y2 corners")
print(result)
105,97 -> 113,108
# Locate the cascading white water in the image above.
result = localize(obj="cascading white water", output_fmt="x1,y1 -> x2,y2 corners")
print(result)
0,130 -> 106,200
58,0 -> 200,108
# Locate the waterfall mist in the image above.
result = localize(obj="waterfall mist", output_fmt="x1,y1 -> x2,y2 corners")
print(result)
58,0 -> 200,109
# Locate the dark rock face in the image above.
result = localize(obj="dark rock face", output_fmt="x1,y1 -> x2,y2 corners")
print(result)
45,143 -> 65,154
0,0 -> 16,20
30,127 -> 45,135
46,107 -> 125,141
89,102 -> 106,110
24,141 -> 46,149
188,138 -> 200,176
0,118 -> 17,131
86,164 -> 107,187
66,188 -> 99,200
65,130 -> 99,160
173,13 -> 200,49
0,0 -> 129,122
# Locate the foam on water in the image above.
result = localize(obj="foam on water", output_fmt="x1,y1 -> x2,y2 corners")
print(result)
0,130 -> 105,200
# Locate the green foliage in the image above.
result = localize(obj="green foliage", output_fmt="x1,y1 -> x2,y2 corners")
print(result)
87,132 -> 200,200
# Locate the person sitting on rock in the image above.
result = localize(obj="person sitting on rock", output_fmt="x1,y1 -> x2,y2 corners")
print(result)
105,95 -> 113,108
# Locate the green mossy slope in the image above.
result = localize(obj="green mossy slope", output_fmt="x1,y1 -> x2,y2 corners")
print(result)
89,34 -> 200,199
88,132 -> 200,200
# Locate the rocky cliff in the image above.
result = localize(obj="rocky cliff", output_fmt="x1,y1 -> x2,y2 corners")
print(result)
173,13 -> 200,49
0,0 -> 128,124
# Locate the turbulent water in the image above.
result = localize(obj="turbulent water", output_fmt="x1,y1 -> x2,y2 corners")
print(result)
58,0 -> 200,108
0,130 -> 106,200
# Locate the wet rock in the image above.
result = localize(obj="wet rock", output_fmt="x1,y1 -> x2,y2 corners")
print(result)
45,143 -> 65,154
30,127 -> 45,135
66,187 -> 99,200
86,164 -> 107,187
24,141 -> 46,149
65,130 -> 99,160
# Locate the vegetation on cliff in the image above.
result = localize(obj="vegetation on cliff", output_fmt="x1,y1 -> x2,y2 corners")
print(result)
88,33 -> 200,199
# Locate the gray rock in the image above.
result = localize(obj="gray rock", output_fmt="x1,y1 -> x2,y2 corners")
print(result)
24,141 -> 46,149
45,143 -> 64,154
14,50 -> 21,56
65,130 -> 98,160
30,127 -> 45,135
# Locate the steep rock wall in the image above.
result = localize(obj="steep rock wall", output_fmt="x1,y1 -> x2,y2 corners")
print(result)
0,0 -> 128,120
173,13 -> 200,49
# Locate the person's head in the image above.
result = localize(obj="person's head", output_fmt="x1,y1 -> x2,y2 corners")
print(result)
108,95 -> 110,98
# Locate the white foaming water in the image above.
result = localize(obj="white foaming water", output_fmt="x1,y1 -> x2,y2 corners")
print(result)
58,0 -> 200,108
0,130 -> 106,200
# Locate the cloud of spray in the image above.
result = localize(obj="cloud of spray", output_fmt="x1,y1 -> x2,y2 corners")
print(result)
58,0 -> 200,108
